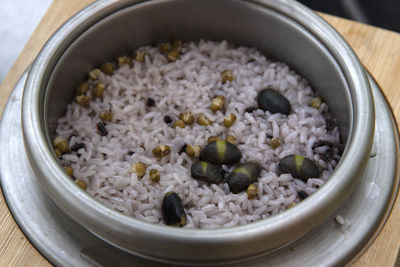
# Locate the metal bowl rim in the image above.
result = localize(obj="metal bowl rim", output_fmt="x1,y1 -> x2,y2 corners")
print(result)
21,0 -> 375,256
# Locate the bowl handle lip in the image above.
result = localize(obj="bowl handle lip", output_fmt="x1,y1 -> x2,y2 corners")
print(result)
21,0 -> 375,261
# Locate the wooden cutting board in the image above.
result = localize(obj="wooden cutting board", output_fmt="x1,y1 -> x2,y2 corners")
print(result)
0,0 -> 399,266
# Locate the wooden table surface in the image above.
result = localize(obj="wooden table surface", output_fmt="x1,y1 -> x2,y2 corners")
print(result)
1,0 -> 400,266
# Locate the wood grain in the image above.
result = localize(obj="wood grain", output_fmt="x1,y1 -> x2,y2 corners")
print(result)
0,1 -> 399,266
319,15 -> 400,267
0,0 -> 93,266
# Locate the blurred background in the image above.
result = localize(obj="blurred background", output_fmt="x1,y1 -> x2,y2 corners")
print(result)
0,0 -> 399,83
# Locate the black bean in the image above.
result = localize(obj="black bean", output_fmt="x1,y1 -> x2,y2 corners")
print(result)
221,168 -> 228,178
70,143 -> 86,152
297,190 -> 309,200
202,140 -> 241,165
97,122 -> 108,136
244,107 -> 257,113
191,161 -> 224,184
278,154 -> 319,182
162,192 -> 186,227
324,150 -> 335,161
199,151 -> 206,162
146,97 -> 155,107
257,88 -> 291,115
265,134 -> 274,144
179,143 -> 187,154
227,162 -> 261,193
313,141 -> 335,161
164,115 -> 173,124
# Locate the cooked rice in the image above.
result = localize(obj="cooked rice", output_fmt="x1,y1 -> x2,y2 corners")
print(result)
56,40 -> 341,228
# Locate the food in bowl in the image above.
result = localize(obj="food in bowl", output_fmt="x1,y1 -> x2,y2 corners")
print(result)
54,40 -> 341,228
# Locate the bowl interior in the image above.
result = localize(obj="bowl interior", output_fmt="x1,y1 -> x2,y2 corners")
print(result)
30,0 -> 362,263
